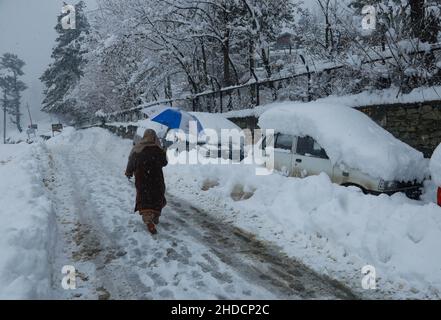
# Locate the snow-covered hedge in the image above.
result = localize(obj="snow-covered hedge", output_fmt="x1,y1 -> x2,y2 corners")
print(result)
258,101 -> 427,182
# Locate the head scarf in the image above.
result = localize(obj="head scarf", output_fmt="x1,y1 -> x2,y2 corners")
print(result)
132,129 -> 162,154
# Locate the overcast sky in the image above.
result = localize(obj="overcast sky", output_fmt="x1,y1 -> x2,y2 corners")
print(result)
0,0 -> 97,129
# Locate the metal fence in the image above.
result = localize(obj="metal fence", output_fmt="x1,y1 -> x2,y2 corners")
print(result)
99,43 -> 441,124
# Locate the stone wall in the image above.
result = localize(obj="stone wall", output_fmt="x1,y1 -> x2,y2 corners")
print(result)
358,101 -> 441,158
99,101 -> 441,158
227,101 -> 441,158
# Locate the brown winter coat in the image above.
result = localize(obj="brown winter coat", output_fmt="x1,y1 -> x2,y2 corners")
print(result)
125,130 -> 168,213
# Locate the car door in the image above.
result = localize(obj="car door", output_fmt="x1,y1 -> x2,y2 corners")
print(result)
292,136 -> 333,179
273,133 -> 295,176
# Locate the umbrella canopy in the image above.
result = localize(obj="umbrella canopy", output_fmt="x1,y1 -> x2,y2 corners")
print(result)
142,106 -> 203,134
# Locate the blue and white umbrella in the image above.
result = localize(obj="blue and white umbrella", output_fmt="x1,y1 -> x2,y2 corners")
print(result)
142,106 -> 203,134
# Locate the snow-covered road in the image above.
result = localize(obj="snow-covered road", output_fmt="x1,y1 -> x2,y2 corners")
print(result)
39,128 -> 356,300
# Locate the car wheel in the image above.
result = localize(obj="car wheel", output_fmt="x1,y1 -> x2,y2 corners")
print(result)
341,183 -> 368,194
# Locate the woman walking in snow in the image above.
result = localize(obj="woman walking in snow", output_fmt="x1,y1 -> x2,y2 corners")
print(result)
125,129 -> 168,235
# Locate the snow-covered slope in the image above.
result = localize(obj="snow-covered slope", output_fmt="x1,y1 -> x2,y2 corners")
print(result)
258,102 -> 427,182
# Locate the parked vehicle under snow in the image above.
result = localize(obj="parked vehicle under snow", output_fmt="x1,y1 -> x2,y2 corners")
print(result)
258,102 -> 427,199
133,113 -> 246,161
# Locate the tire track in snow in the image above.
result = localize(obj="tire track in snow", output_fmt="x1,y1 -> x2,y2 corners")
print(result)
164,196 -> 357,300
42,137 -> 151,299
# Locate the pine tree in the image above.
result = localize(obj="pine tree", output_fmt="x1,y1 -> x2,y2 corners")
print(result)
0,53 -> 27,133
40,1 -> 90,115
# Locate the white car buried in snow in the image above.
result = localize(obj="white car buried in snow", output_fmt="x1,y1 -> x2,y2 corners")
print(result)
133,113 -> 246,161
430,144 -> 441,206
190,112 -> 246,162
258,102 -> 427,199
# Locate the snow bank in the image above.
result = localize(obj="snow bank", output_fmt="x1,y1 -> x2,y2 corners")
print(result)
165,161 -> 441,299
430,144 -> 441,186
0,144 -> 53,299
258,102 -> 427,182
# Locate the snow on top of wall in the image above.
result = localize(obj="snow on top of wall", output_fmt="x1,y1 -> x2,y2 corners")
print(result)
319,86 -> 441,108
221,85 -> 441,119
258,101 -> 427,182
221,104 -> 272,119
430,144 -> 441,186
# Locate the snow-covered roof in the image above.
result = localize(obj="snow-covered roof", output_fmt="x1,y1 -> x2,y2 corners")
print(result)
190,112 -> 241,133
258,101 -> 427,182
190,112 -> 243,145
430,144 -> 441,185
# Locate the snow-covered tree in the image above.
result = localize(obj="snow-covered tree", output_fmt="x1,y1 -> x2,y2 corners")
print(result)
348,0 -> 441,92
0,53 -> 27,132
71,0 -> 299,114
40,1 -> 90,115
57,0 -> 441,119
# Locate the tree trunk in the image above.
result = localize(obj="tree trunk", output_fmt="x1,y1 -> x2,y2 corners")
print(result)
3,92 -> 6,144
410,0 -> 425,40
164,76 -> 172,100
13,73 -> 22,133
261,48 -> 277,101
249,40 -> 259,106
223,31 -> 232,87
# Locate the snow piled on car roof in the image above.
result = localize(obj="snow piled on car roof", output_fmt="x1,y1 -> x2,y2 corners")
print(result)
430,145 -> 441,185
258,101 -> 427,182
190,112 -> 241,133
190,112 -> 243,145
